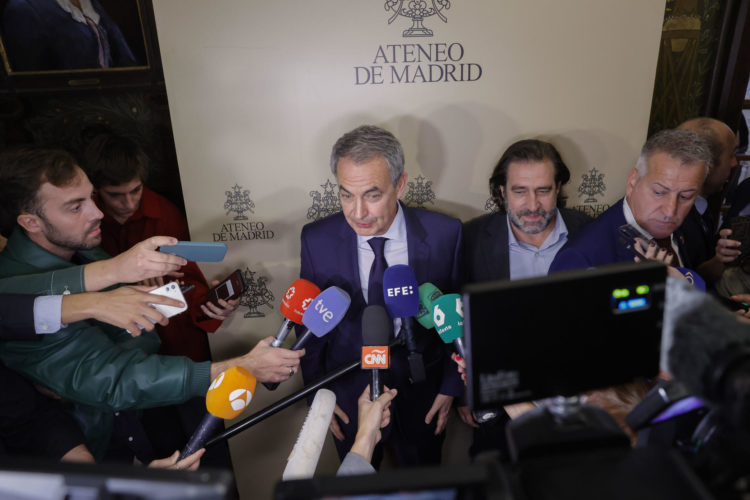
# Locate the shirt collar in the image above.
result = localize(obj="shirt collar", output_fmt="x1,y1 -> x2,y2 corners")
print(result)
623,197 -> 660,240
357,202 -> 407,248
55,0 -> 100,24
506,209 -> 568,250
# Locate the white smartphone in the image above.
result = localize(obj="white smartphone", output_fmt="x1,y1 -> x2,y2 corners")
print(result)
149,281 -> 189,318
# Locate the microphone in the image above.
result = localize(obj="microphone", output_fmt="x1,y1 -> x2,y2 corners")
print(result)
432,293 -> 466,359
264,286 -> 351,390
272,279 -> 321,347
362,305 -> 391,401
416,282 -> 443,329
383,264 -> 424,383
180,366 -> 256,459
282,389 -> 337,480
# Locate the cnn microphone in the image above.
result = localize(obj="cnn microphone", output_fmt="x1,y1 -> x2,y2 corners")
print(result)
432,293 -> 466,359
383,264 -> 424,383
282,389 -> 336,480
416,282 -> 443,329
180,366 -> 256,460
272,279 -> 321,348
264,286 -> 351,390
362,305 -> 391,401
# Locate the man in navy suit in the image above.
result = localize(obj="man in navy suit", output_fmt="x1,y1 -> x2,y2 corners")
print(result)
299,125 -> 463,467
550,129 -> 712,273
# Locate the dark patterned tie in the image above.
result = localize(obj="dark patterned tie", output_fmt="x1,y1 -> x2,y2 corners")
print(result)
367,237 -> 388,307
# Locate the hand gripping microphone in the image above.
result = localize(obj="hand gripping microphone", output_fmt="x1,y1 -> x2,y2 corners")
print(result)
272,279 -> 321,347
263,286 -> 351,390
180,366 -> 257,459
282,389 -> 337,480
432,293 -> 466,359
383,264 -> 425,383
416,282 -> 443,329
362,305 -> 391,401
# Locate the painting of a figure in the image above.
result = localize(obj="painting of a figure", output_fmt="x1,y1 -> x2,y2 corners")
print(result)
0,0 -> 148,72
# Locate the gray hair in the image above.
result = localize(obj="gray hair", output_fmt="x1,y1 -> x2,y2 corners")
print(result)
634,129 -> 711,179
329,125 -> 404,185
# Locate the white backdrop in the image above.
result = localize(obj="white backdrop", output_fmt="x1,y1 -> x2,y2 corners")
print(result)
152,1 -> 666,497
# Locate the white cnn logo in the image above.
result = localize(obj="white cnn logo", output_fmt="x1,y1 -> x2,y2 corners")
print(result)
364,353 -> 388,364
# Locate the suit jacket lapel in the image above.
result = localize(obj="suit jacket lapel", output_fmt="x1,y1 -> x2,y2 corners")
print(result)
403,203 -> 430,282
485,213 -> 510,280
337,217 -> 366,304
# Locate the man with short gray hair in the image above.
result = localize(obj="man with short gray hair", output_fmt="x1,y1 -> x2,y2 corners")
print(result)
550,128 -> 711,272
299,125 -> 463,468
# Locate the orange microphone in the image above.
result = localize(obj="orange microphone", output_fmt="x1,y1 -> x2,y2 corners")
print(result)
180,366 -> 256,459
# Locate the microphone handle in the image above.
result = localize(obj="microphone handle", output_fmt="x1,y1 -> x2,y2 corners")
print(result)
454,337 -> 466,359
263,328 -> 313,390
370,369 -> 382,401
206,336 -> 405,448
402,317 -> 417,352
402,317 -> 425,383
179,413 -> 222,460
272,318 -> 294,347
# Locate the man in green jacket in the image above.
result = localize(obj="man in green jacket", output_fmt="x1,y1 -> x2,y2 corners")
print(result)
0,147 -> 304,460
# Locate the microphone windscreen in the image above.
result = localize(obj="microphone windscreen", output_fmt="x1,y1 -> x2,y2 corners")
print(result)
205,366 -> 257,419
301,286 -> 351,336
416,282 -> 442,329
282,389 -> 336,480
383,264 -> 419,318
665,278 -> 750,397
280,279 -> 321,323
432,293 -> 463,343
362,305 -> 391,346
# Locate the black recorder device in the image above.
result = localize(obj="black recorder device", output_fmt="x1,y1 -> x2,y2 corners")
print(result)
206,269 -> 245,307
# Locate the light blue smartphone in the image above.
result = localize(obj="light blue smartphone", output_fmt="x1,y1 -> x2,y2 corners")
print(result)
159,241 -> 227,262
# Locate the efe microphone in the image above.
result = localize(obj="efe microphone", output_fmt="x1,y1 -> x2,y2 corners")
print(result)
362,305 -> 391,401
263,286 -> 351,390
271,279 -> 321,347
180,366 -> 256,460
383,264 -> 424,383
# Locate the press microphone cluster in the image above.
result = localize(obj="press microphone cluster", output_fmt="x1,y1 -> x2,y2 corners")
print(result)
271,279 -> 321,348
180,366 -> 257,460
264,285 -> 351,390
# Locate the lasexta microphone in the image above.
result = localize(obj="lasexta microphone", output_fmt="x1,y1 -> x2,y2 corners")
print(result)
264,286 -> 351,390
432,293 -> 465,359
416,282 -> 443,329
180,366 -> 256,459
383,264 -> 424,382
272,279 -> 320,347
362,305 -> 391,400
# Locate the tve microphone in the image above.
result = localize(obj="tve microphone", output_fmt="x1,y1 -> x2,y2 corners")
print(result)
272,279 -> 320,347
362,305 -> 391,401
180,366 -> 256,459
432,293 -> 466,359
383,264 -> 424,383
416,282 -> 443,329
264,286 -> 351,390
282,389 -> 336,480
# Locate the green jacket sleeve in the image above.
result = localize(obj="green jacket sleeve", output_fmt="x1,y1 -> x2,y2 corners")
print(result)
0,320 -> 211,411
0,266 -> 87,295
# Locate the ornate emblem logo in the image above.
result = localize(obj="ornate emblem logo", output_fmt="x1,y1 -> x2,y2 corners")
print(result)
484,197 -> 499,213
403,175 -> 436,207
385,0 -> 451,37
240,268 -> 274,318
224,184 -> 255,221
578,168 -> 606,203
308,179 -> 342,221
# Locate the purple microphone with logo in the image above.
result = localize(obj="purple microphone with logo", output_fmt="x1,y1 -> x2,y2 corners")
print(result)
263,286 -> 351,390
382,264 -> 425,383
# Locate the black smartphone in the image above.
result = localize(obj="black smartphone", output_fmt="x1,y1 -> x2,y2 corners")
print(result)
617,224 -> 652,260
206,269 -> 245,307
729,215 -> 750,256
